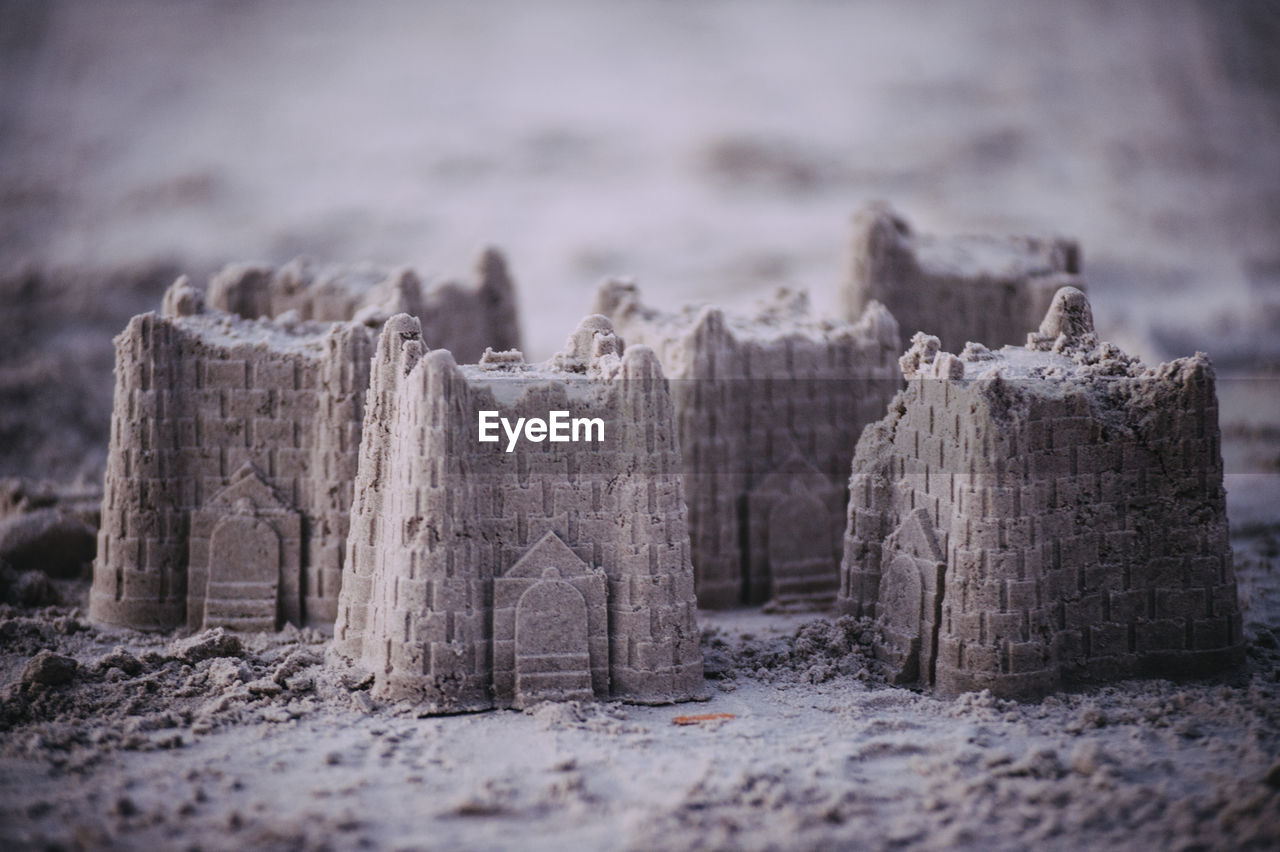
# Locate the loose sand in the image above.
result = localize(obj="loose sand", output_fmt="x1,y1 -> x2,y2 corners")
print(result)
0,601 -> 1277,850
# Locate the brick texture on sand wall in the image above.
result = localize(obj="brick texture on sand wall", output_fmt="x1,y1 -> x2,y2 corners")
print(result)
840,287 -> 1243,699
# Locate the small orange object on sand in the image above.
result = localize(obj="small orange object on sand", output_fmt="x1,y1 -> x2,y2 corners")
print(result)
672,713 -> 735,726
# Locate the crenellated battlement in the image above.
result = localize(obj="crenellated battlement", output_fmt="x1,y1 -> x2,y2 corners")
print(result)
206,246 -> 521,363
841,202 -> 1083,353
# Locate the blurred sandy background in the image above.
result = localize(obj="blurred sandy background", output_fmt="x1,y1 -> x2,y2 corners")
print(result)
2,0 -> 1278,486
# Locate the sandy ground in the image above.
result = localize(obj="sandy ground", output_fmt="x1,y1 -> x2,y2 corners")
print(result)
0,603 -> 1277,851
1,1 -> 1279,849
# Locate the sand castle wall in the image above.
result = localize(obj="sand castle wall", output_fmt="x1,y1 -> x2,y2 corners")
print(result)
841,203 -> 1082,352
89,282 -> 373,631
839,288 -> 1242,699
597,282 -> 900,608
208,247 -> 521,363
333,314 -> 704,712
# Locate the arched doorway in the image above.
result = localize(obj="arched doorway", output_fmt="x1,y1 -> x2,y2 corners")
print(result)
514,569 -> 593,707
766,494 -> 834,604
188,464 -> 301,630
879,553 -> 925,683
203,503 -> 281,631
874,509 -> 946,686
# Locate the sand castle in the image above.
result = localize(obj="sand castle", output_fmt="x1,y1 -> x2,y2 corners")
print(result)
839,287 -> 1243,699
89,251 -> 525,634
87,228 -> 1238,707
595,281 -> 900,608
89,261 -> 704,712
332,314 -> 705,711
841,203 -> 1083,352
89,280 -> 375,631
207,247 -> 521,363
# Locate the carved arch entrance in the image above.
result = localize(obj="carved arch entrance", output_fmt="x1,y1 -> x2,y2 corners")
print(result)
875,509 -> 947,686
204,505 -> 280,631
514,570 -> 593,706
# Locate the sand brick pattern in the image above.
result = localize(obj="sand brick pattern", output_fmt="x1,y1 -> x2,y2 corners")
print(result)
839,287 -> 1243,699
597,281 -> 900,608
90,280 -> 374,631
333,314 -> 704,713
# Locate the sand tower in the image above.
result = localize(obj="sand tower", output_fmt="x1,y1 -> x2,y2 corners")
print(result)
90,279 -> 375,631
332,314 -> 705,712
839,287 -> 1242,699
